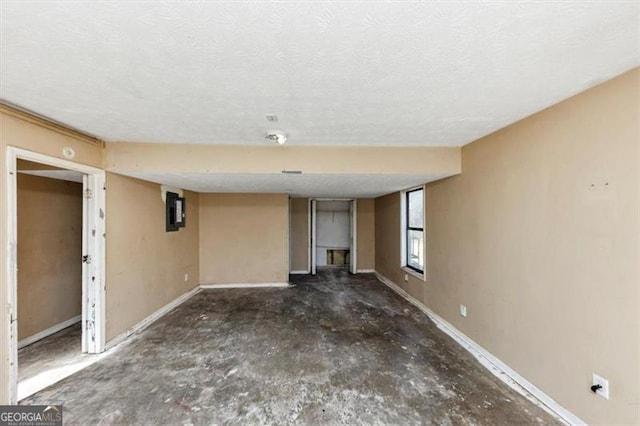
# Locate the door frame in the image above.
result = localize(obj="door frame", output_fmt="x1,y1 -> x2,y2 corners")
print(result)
5,147 -> 106,403
308,198 -> 357,274
349,200 -> 357,275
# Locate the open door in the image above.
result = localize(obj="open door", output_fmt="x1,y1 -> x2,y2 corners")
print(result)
82,175 -> 89,353
349,200 -> 357,274
311,199 -> 317,275
6,147 -> 107,403
81,173 -> 106,354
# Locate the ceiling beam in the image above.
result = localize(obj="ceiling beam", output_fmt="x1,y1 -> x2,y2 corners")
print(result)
105,142 -> 461,176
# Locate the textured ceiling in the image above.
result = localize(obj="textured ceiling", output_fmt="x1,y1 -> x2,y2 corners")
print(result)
1,2 -> 638,147
120,172 -> 448,198
17,170 -> 84,184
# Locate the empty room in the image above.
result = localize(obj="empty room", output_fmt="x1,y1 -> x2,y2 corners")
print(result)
0,2 -> 638,425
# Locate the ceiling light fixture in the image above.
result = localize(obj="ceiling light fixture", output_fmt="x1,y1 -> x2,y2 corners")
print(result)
265,131 -> 287,145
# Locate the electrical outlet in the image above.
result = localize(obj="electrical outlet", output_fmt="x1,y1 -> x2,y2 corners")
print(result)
404,273 -> 408,282
459,304 -> 467,317
592,374 -> 609,399
184,273 -> 189,282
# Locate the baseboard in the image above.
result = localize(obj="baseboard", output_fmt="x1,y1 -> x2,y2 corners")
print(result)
374,271 -> 584,426
106,282 -> 290,349
357,269 -> 375,273
18,315 -> 82,349
105,286 -> 201,350
200,282 -> 290,289
289,270 -> 309,275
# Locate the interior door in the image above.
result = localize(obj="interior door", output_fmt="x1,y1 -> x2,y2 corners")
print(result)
82,173 -> 105,354
81,175 -> 91,353
349,200 -> 357,274
311,199 -> 317,275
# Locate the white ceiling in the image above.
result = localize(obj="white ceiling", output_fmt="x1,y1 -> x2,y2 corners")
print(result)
18,169 -> 84,184
1,2 -> 638,147
121,172 -> 448,198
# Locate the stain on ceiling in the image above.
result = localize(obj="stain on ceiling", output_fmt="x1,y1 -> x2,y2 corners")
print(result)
1,2 -> 638,147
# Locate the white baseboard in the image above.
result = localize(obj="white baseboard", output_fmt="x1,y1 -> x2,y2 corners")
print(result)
106,281 -> 291,350
18,315 -> 82,349
200,282 -> 290,289
106,286 -> 201,350
357,269 -> 375,273
374,271 -> 584,426
289,270 -> 309,275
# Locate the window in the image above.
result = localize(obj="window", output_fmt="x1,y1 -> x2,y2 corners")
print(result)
404,187 -> 424,274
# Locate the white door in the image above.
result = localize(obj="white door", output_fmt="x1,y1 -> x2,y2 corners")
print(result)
81,173 -> 106,354
81,175 -> 91,353
349,200 -> 357,274
311,199 -> 317,275
6,148 -> 107,403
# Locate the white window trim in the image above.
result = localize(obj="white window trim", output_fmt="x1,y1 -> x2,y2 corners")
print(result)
400,186 -> 426,282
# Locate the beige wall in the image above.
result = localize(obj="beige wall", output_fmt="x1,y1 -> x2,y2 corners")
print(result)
0,107 -> 104,403
105,173 -> 200,341
200,193 -> 289,284
17,159 -> 65,172
356,198 -> 375,271
375,68 -> 639,424
375,191 -> 427,299
289,198 -> 309,272
17,174 -> 82,340
105,144 -> 461,177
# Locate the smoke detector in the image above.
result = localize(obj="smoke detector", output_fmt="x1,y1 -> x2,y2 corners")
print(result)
265,131 -> 287,145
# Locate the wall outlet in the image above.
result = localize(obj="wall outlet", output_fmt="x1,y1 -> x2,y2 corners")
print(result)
404,273 -> 408,282
459,304 -> 467,317
592,374 -> 609,400
184,273 -> 189,282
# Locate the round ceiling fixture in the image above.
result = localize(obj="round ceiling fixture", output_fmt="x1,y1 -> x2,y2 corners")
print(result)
265,131 -> 287,145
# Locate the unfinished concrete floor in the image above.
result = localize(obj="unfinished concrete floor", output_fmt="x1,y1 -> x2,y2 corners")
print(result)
22,270 -> 560,425
19,323 -> 82,384
17,322 -> 105,401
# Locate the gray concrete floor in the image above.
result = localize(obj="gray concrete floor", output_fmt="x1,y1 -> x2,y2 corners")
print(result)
18,322 -> 106,401
22,270 -> 560,425
19,323 -> 83,383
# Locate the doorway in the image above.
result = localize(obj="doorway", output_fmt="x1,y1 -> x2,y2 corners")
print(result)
6,147 -> 106,403
309,199 -> 357,275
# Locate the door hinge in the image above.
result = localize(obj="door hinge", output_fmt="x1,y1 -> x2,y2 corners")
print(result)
84,188 -> 93,199
82,254 -> 92,264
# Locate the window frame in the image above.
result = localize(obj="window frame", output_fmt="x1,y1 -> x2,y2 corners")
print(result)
401,186 -> 426,279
